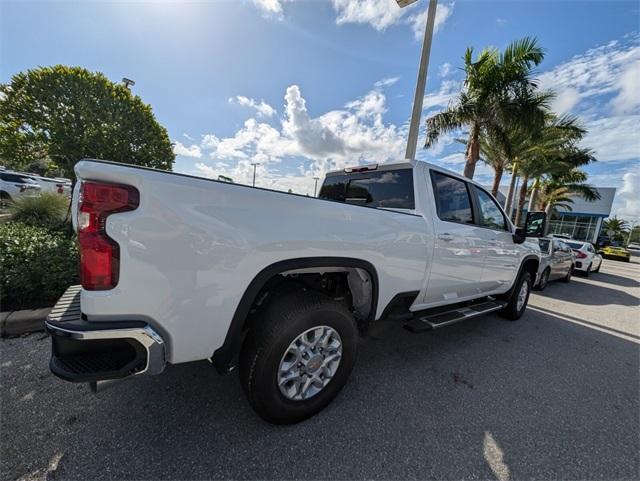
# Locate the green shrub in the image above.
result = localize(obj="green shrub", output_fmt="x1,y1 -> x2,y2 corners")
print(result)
8,192 -> 69,228
0,221 -> 78,310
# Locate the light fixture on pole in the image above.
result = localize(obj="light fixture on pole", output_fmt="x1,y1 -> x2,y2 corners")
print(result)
122,77 -> 135,89
313,177 -> 320,197
397,0 -> 438,160
250,162 -> 261,187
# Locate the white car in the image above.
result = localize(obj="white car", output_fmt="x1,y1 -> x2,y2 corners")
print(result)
0,171 -> 41,204
564,240 -> 602,276
46,159 -> 545,424
25,174 -> 72,196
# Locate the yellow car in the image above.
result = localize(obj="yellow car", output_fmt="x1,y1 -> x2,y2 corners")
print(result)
599,246 -> 631,262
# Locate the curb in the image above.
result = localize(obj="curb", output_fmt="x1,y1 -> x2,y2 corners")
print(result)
0,307 -> 51,337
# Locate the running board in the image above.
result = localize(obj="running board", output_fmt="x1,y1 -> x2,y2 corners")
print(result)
404,299 -> 507,333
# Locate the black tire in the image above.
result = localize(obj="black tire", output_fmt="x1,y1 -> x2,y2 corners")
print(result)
534,268 -> 550,291
239,289 -> 358,425
499,271 -> 532,321
561,265 -> 573,283
593,261 -> 601,272
583,263 -> 591,277
0,191 -> 10,209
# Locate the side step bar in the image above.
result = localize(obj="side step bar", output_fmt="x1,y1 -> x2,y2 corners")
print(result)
404,299 -> 506,333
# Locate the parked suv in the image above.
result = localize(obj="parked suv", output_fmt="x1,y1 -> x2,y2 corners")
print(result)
0,171 -> 41,205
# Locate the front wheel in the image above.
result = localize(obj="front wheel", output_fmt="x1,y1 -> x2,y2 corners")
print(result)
534,268 -> 550,291
500,271 -> 532,321
239,289 -> 358,424
561,265 -> 573,283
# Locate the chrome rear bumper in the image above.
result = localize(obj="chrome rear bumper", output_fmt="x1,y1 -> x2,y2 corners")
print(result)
46,285 -> 165,383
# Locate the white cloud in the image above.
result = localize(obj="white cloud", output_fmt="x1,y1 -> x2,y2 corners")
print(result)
538,38 -> 640,116
611,60 -> 640,115
422,79 -> 461,111
176,83 -> 406,193
438,62 -> 452,78
374,76 -> 400,88
332,0 -> 404,31
331,0 -> 454,37
252,0 -> 292,16
172,141 -> 202,158
582,115 -> 640,162
551,87 -> 581,115
407,2 -> 454,40
616,169 -> 640,219
229,95 -> 276,117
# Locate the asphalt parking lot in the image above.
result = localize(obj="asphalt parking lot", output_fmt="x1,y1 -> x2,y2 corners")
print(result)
2,259 -> 638,481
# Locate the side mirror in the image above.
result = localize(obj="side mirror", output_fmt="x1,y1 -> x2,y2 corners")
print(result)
513,227 -> 526,244
524,211 -> 546,238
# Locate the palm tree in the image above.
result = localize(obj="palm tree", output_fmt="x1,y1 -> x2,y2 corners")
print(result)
537,170 -> 600,216
603,216 -> 630,242
511,115 -> 592,225
425,37 -> 549,179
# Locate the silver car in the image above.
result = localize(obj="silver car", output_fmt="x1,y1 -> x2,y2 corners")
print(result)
535,238 -> 575,290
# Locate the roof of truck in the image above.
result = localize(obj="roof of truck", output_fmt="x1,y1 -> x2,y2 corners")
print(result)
324,160 -> 414,177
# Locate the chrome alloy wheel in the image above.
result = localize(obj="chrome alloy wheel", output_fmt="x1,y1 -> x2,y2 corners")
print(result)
516,279 -> 529,312
277,326 -> 342,401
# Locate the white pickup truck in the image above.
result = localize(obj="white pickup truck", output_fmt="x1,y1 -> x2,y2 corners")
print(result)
46,159 -> 544,424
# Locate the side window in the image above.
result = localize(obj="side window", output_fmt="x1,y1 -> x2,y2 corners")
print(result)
319,169 -> 415,209
474,187 -> 508,231
430,171 -> 474,224
319,176 -> 347,202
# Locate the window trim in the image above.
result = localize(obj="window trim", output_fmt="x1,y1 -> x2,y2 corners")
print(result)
429,170 -> 475,226
470,184 -> 509,232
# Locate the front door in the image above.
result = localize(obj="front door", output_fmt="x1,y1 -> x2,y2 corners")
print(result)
471,186 -> 518,292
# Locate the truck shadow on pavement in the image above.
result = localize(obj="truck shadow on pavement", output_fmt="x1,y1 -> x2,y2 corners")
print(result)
2,309 -> 638,481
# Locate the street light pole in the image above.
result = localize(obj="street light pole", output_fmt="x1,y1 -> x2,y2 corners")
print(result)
313,177 -> 320,197
122,77 -> 135,90
403,0 -> 438,160
251,162 -> 260,187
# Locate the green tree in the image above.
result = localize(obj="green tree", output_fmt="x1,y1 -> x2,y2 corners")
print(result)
0,65 -> 174,178
425,37 -> 549,179
510,115 -> 596,225
603,216 -> 630,243
537,170 -> 600,217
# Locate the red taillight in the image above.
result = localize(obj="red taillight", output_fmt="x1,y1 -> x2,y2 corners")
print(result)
78,181 -> 139,290
56,184 -> 64,194
574,250 -> 587,259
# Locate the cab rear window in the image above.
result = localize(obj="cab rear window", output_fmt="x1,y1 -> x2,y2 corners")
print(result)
318,169 -> 415,209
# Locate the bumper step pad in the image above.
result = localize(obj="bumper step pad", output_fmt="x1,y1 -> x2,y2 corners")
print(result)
46,285 -> 159,383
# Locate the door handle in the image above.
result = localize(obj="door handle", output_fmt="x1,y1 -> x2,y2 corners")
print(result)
438,233 -> 454,242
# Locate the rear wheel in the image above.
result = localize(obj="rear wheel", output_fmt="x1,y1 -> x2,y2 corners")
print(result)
239,289 -> 358,424
561,265 -> 573,283
584,263 -> 592,277
499,271 -> 532,321
534,268 -> 550,291
593,261 -> 601,272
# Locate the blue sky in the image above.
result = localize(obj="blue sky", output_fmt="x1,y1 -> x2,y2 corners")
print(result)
2,0 -> 639,219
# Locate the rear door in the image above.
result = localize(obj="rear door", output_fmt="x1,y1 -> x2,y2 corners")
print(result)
423,170 -> 485,304
470,185 -> 517,292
